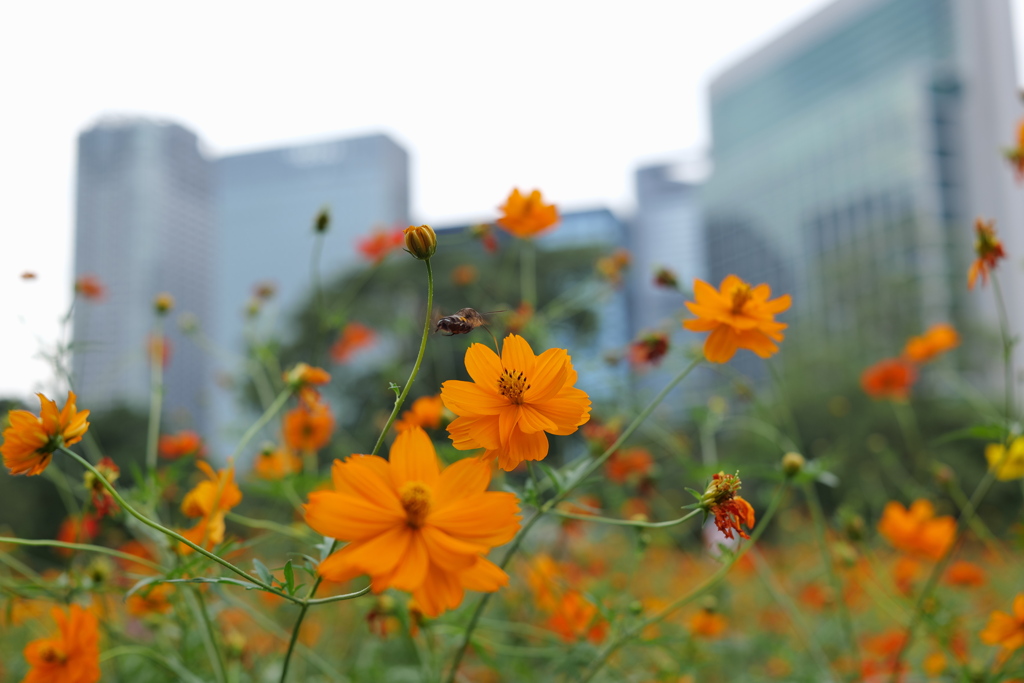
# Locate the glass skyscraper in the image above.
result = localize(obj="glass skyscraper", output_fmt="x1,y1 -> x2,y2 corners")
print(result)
73,118 -> 214,431
703,0 -> 1024,365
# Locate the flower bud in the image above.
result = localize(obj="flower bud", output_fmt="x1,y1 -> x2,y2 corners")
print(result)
314,206 -> 331,233
404,225 -> 437,260
154,293 -> 175,315
653,266 -> 679,289
781,452 -> 805,477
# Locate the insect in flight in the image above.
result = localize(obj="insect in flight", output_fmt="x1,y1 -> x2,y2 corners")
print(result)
434,308 -> 502,336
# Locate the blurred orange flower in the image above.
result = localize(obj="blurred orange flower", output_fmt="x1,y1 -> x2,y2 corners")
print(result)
496,188 -> 559,238
451,264 -> 478,287
2,391 -> 90,476
357,227 -> 405,263
179,461 -> 242,552
74,275 -> 105,300
877,500 -> 954,561
902,323 -> 959,363
1005,120 -> 1024,180
394,395 -> 444,432
470,223 -> 499,252
126,583 -> 174,617
984,437 -> 1024,481
330,322 -> 376,364
944,560 -> 986,587
147,334 -> 172,368
980,594 -> 1024,652
282,392 -> 335,452
56,514 -> 100,556
628,331 -> 670,368
253,446 -> 302,480
546,590 -> 607,643
683,275 -> 791,363
689,607 -> 728,639
968,219 -> 1005,289
596,248 -> 631,287
861,359 -> 916,401
284,362 -> 331,388
524,554 -> 563,611
21,271 -> 37,280
158,430 -> 204,459
505,301 -> 534,335
605,447 -> 653,484
304,427 -> 521,617
441,334 -> 591,471
22,604 -> 101,683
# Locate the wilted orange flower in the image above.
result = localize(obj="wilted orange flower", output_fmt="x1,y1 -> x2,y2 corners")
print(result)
330,322 -> 376,364
985,437 -> 1024,481
596,248 -> 631,287
944,560 -> 986,587
1005,120 -> 1024,180
365,595 -> 402,638
451,264 -> 479,287
158,430 -> 204,459
605,447 -> 653,484
179,461 -> 242,552
84,457 -> 120,518
2,391 -> 90,476
282,391 -> 335,452
981,594 -> 1024,652
126,583 -> 174,617
441,334 -> 591,471
22,604 -> 101,683
968,219 -> 1006,289
394,395 -> 444,432
902,323 -> 959,363
546,590 -> 607,643
689,607 -> 728,639
304,427 -> 521,617
653,266 -> 679,289
861,359 -> 916,401
496,188 -> 559,238
56,514 -> 100,556
357,227 -> 405,263
253,445 -> 302,480
877,500 -> 955,561
700,472 -> 756,540
283,362 -> 331,388
683,275 -> 791,363
74,275 -> 105,301
628,331 -> 669,368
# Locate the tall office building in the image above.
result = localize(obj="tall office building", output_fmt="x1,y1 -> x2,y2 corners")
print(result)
211,134 -> 409,444
703,0 -> 1024,368
73,117 -> 214,430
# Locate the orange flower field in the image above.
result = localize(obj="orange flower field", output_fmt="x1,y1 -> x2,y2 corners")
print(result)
3,180 -> 1024,683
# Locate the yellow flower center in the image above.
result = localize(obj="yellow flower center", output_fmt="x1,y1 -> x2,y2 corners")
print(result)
39,643 -> 67,664
400,482 -> 433,529
497,368 -> 531,404
729,284 -> 753,314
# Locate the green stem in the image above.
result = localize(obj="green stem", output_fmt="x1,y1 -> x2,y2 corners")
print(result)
145,321 -> 166,472
521,240 -> 537,309
577,483 -> 788,683
549,508 -> 700,529
803,481 -> 861,676
58,446 -> 299,603
443,355 -> 703,683
225,513 -> 317,542
0,537 -> 164,571
370,259 -> 434,456
279,540 -> 338,683
100,645 -> 206,683
992,275 -> 1016,422
311,230 -> 328,364
187,587 -> 227,683
892,401 -> 926,475
229,388 -> 293,462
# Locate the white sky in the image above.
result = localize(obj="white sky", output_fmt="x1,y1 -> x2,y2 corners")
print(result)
2,0 -> 1023,399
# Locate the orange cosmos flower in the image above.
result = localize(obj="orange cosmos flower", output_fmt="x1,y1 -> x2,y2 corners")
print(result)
546,590 -> 607,643
253,445 -> 302,480
981,594 -> 1024,653
126,583 -> 174,617
683,275 -> 791,363
357,226 -> 405,263
605,447 -> 654,484
861,359 -> 917,401
303,427 -> 521,617
2,391 -> 90,476
282,391 -> 335,452
496,188 -> 559,238
877,500 -> 955,561
22,604 -> 101,683
56,514 -> 100,556
283,362 -> 331,388
902,323 -> 959,363
628,331 -> 669,368
968,219 -> 1006,289
689,607 -> 728,639
441,334 -> 592,471
158,430 -> 204,459
944,560 -> 986,587
74,275 -> 105,301
595,248 -> 631,287
451,264 -> 479,287
394,395 -> 444,432
1005,120 -> 1024,180
700,472 -> 756,540
178,461 -> 242,552
330,322 -> 376,364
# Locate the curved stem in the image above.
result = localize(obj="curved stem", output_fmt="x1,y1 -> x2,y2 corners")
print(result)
145,321 -> 166,472
577,483 -> 787,683
444,355 -> 703,683
225,513 -> 317,542
0,537 -> 165,572
229,388 -> 293,462
370,259 -> 434,456
550,508 -> 700,529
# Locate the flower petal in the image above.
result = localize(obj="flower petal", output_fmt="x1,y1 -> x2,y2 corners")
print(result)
389,427 -> 440,489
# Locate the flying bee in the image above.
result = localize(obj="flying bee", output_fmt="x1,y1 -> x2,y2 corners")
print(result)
434,308 -> 501,336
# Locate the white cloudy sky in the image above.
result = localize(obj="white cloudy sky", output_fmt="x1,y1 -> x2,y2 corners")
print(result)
2,0 -> 1023,398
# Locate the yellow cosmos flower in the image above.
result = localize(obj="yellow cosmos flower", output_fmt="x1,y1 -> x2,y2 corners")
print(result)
179,461 -> 242,552
304,427 -> 521,617
441,334 -> 591,471
985,437 -> 1024,481
2,392 -> 90,476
